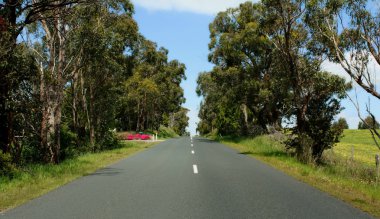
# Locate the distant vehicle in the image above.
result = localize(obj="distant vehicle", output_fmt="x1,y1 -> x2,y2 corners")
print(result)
140,134 -> 151,140
126,133 -> 151,140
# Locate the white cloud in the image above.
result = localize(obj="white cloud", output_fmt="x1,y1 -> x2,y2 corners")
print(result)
132,0 -> 253,15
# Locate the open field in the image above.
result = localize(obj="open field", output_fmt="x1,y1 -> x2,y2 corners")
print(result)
0,141 -> 157,212
218,130 -> 380,217
331,129 -> 380,166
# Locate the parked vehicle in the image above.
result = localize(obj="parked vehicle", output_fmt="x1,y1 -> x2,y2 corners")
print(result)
126,133 -> 151,140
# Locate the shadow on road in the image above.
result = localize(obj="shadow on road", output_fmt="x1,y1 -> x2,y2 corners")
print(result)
88,167 -> 123,176
239,151 -> 287,158
195,138 -> 215,144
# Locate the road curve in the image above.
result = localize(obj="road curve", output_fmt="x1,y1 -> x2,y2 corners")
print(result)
1,137 -> 373,219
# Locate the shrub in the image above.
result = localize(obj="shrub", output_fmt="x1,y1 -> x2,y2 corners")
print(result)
0,153 -> 16,177
333,118 -> 349,130
158,125 -> 179,138
98,130 -> 121,150
60,124 -> 80,160
358,115 -> 380,129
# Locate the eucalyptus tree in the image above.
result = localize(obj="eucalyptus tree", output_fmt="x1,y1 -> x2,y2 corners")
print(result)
168,107 -> 189,136
208,2 -> 285,134
198,0 -> 350,163
63,0 -> 138,151
306,0 -> 380,147
0,0 -> 87,160
118,37 -> 187,133
197,69 -> 243,135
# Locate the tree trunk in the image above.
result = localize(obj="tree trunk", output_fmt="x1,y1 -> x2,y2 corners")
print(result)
40,82 -> 62,164
240,103 -> 249,135
0,0 -> 18,154
72,70 -> 79,135
0,97 -> 10,154
39,13 -> 67,164
89,84 -> 95,149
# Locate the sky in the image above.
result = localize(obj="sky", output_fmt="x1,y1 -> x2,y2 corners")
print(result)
131,0 -> 380,135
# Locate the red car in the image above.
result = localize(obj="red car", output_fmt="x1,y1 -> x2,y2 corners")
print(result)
140,134 -> 151,140
126,133 -> 151,140
126,134 -> 134,140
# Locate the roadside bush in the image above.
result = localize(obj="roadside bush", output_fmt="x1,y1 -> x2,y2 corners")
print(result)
333,118 -> 349,130
0,153 -> 16,177
21,137 -> 42,164
95,130 -> 121,151
60,124 -> 80,160
358,115 -> 380,129
158,125 -> 179,138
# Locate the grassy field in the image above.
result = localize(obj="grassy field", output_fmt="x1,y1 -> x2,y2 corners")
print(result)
218,130 -> 380,217
0,141 -> 157,212
331,129 -> 380,166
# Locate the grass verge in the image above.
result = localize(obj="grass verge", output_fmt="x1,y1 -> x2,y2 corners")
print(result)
218,135 -> 380,217
0,141 -> 157,212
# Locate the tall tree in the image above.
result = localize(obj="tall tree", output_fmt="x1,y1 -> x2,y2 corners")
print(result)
306,0 -> 380,147
198,0 -> 350,163
0,0 -> 88,160
207,2 -> 285,135
117,37 -> 186,133
65,0 -> 138,151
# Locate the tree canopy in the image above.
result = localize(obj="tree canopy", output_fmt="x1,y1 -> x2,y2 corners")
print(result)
197,1 -> 351,163
0,0 -> 188,170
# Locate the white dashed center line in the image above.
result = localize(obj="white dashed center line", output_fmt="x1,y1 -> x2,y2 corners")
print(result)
191,150 -> 195,154
191,144 -> 193,147
193,165 -> 198,174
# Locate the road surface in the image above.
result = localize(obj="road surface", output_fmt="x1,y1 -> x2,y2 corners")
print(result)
1,137 -> 372,218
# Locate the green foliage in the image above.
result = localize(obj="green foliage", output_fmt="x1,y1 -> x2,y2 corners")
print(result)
0,0 -> 187,169
198,0 -> 350,164
158,125 -> 179,139
117,37 -> 187,132
358,116 -> 380,130
199,2 -> 283,136
333,118 -> 349,130
0,153 -> 16,177
165,107 -> 190,136
60,124 -> 81,160
286,72 -> 349,163
96,131 -> 121,151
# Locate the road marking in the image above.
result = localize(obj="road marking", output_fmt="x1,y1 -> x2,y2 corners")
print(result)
193,165 -> 198,174
191,150 -> 195,154
191,144 -> 193,147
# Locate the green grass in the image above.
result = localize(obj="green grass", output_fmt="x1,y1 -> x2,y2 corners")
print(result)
218,131 -> 380,218
331,129 -> 380,166
0,141 -> 157,212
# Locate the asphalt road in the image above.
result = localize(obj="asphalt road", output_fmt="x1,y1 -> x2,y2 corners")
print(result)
1,137 -> 373,219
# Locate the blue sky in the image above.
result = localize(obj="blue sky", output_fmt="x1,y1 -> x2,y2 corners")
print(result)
132,0 -> 380,134
132,2 -> 218,135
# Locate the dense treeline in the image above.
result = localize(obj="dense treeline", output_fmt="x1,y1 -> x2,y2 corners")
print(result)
0,0 -> 188,172
197,0 -> 353,163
